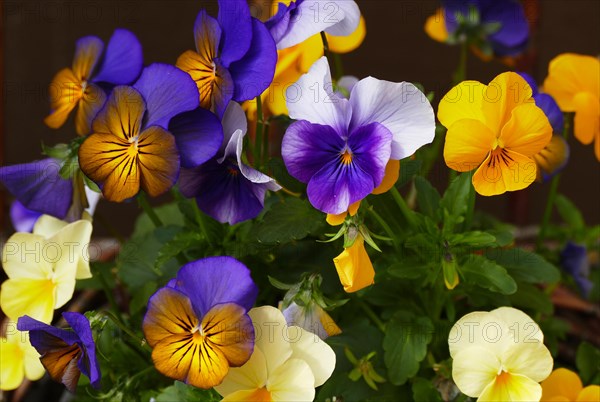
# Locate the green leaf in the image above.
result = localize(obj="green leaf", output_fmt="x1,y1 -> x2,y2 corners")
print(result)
387,257 -> 428,280
440,172 -> 471,233
154,231 -> 203,270
129,281 -> 158,314
132,204 -> 185,238
383,311 -> 433,385
254,198 -> 324,244
412,378 -> 443,402
415,176 -> 441,221
461,254 -> 517,295
485,248 -> 560,284
155,381 -> 221,402
266,157 -> 305,193
576,342 -> 600,385
509,283 -> 553,315
397,159 -> 422,188
555,194 -> 585,230
448,231 -> 496,247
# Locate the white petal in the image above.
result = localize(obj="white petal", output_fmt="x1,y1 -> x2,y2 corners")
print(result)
448,311 -> 511,359
222,102 -> 248,149
349,78 -> 435,160
288,326 -> 336,386
215,347 -> 268,397
286,57 -> 350,134
269,358 -> 316,402
452,346 -> 500,397
248,306 -> 293,374
323,1 -> 361,37
84,185 -> 101,216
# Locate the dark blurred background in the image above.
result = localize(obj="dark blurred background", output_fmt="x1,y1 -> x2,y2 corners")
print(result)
1,0 -> 599,236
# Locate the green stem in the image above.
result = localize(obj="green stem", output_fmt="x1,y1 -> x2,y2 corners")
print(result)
137,192 -> 162,228
368,208 -> 397,246
356,299 -> 385,333
103,310 -> 152,353
193,201 -> 215,249
255,95 -> 264,166
452,42 -> 468,85
390,187 -> 418,229
97,268 -> 119,313
464,181 -> 476,230
320,31 -> 331,61
262,118 -> 269,168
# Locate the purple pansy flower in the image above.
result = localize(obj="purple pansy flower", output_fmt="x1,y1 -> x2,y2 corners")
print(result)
442,0 -> 529,56
142,257 -> 257,389
176,0 -> 277,117
45,29 -> 143,136
179,102 -> 281,225
282,57 -> 435,214
17,312 -> 101,393
560,242 -> 594,299
266,0 -> 361,49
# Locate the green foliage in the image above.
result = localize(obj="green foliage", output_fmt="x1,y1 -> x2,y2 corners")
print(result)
576,342 -> 600,385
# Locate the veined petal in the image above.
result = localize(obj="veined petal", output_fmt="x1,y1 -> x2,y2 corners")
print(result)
288,326 -> 336,386
286,57 -> 350,134
63,312 -> 101,387
93,29 -> 143,85
323,0 -> 361,37
543,53 -> 600,111
45,68 -> 83,130
92,86 -> 146,140
333,236 -> 375,292
72,36 -> 104,81
452,346 -> 499,397
0,278 -> 56,323
541,368 -> 582,401
169,108 -> 223,168
348,122 -> 393,186
75,83 -> 107,137
177,50 -> 218,110
328,15 -> 366,53
214,347 -> 269,398
192,10 -> 221,71
572,92 -> 600,146
500,103 -> 553,157
482,72 -> 535,132
372,159 -> 400,194
217,0 -> 252,66
248,306 -> 293,374
444,119 -> 495,172
534,135 -> 569,182
78,133 -> 140,202
438,80 -> 489,130
349,78 -> 435,160
41,343 -> 82,393
472,150 -> 537,196
134,63 -> 200,128
137,126 -> 180,197
478,372 -> 542,402
268,358 -> 316,402
424,8 -> 448,43
282,120 -> 345,183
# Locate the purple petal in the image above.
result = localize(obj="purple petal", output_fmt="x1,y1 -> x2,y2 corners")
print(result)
347,122 -> 393,186
213,61 -> 235,118
221,101 -> 248,149
518,72 -> 539,95
560,242 -> 593,298
217,0 -> 252,66
169,108 -> 224,168
441,0 -> 471,34
229,18 -> 277,102
193,10 -> 222,58
93,29 -> 143,85
265,1 -> 296,46
73,36 -> 104,79
18,315 -> 80,351
174,256 -> 258,316
534,93 -> 564,133
282,120 -> 345,183
133,63 -> 200,129
63,312 -> 101,388
482,0 -> 529,55
10,200 -> 42,232
0,159 -> 73,219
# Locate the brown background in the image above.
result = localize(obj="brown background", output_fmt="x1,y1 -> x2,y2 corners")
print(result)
2,0 -> 599,235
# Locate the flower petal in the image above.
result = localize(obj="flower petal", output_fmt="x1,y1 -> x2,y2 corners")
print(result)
286,57 -> 350,134
248,306 -> 293,374
333,236 -> 375,292
452,345 -> 499,397
0,340 -> 25,390
217,0 -> 252,66
269,358 -> 316,402
502,340 -> 553,383
438,80 -> 488,130
48,219 -> 93,280
288,326 -> 336,386
534,93 -> 563,133
424,8 -> 448,43
169,108 -> 223,168
349,78 -> 435,160
44,68 -> 82,130
541,368 -> 582,401
10,201 -> 41,233
482,72 -> 535,132
1,278 -> 56,323
500,103 -> 553,157
478,372 -> 542,402
134,63 -> 200,128
572,92 -> 600,146
214,346 -> 269,398
1,233 -> 53,279
327,15 -> 366,53
347,122 -> 393,186
543,53 -> 600,111
444,119 -> 495,172
372,159 -> 400,195
137,126 -> 180,197
72,36 -> 104,81
490,306 -> 544,344
472,150 -> 537,196
93,29 -> 143,85
576,386 -> 600,402
229,18 -> 277,102
483,0 -> 529,56
75,83 -> 107,136
91,86 -> 146,140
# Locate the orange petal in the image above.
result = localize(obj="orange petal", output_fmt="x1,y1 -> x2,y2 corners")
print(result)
72,37 -> 104,81
572,92 -> 600,146
372,160 -> 400,194
74,83 -> 106,136
137,126 -> 180,198
472,149 -> 537,196
326,212 -> 347,226
143,288 -> 199,347
424,8 -> 448,43
500,103 -> 553,157
177,50 -> 217,109
543,53 -> 600,111
44,68 -> 82,130
333,236 -> 375,293
482,72 -> 534,132
443,119 -> 496,172
576,385 -> 600,402
541,368 -> 582,401
92,86 -> 146,140
41,343 -> 82,393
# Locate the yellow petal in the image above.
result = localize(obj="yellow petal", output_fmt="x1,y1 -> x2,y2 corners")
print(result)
72,37 -> 103,81
268,358 -> 316,402
438,81 -> 490,130
0,278 -> 56,323
424,8 -> 448,43
177,50 -> 217,109
184,334 -> 230,389
490,307 -> 544,344
0,339 -> 24,390
327,16 -> 366,54
136,126 -> 180,198
482,72 -> 534,132
326,211 -> 347,226
48,219 -> 93,281
247,306 -> 293,374
298,35 -> 324,72
541,368 -> 582,401
533,135 -> 569,182
572,92 -> 600,146
44,68 -> 82,130
33,215 -> 67,237
333,236 -> 375,293
222,388 -> 273,402
448,311 -> 511,359
372,159 -> 400,194
318,309 -> 342,337
543,53 -> 600,111
22,339 -> 45,382
78,133 -> 140,202
502,339 -> 553,383
2,233 -> 53,279
91,86 -> 145,140
452,345 -> 499,397
478,372 -> 542,402
444,119 -> 496,172
577,386 -> 600,402
472,149 -> 537,196
288,326 -> 336,386
215,347 -> 269,398
75,83 -> 107,136
500,103 -> 553,157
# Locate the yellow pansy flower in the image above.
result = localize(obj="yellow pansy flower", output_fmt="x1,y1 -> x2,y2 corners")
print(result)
449,307 -> 553,401
0,217 -> 93,323
543,53 -> 600,161
333,235 -> 375,293
541,368 -> 600,402
0,321 -> 45,391
439,72 -> 552,196
215,306 -> 336,401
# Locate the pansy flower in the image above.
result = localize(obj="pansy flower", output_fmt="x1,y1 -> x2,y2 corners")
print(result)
0,216 -> 93,323
176,0 -> 277,117
10,200 -> 42,233
439,72 -> 552,196
45,29 -> 143,135
18,312 -> 101,393
541,368 -> 600,402
282,56 -> 435,214
0,321 -> 45,391
282,301 -> 341,340
266,0 -> 361,50
78,64 -> 204,202
519,72 -> 569,182
333,234 -> 375,293
215,306 -> 336,401
543,53 -> 600,161
179,102 -> 281,224
142,257 -> 258,389
425,0 -> 529,58
560,242 -> 593,299
449,307 -> 553,401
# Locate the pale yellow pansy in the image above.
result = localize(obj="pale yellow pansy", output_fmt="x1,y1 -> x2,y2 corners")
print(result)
0,321 -> 45,391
